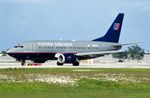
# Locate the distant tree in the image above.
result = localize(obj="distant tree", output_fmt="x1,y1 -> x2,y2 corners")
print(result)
128,45 -> 145,61
112,45 -> 145,62
1,51 -> 6,56
147,51 -> 150,54
112,51 -> 128,61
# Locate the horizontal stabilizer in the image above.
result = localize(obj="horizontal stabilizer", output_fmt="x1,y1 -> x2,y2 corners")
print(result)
113,42 -> 142,46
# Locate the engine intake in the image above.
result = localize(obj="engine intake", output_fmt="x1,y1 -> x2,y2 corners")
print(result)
55,53 -> 77,63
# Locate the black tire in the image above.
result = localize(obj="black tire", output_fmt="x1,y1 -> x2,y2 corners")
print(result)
21,62 -> 25,66
57,62 -> 64,66
73,62 -> 79,66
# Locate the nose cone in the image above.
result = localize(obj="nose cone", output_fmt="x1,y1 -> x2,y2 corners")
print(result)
6,49 -> 12,54
6,48 -> 15,57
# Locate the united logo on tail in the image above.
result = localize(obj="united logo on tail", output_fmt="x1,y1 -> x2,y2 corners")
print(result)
114,23 -> 120,30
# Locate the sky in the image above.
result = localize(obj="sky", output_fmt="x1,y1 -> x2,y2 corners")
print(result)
0,0 -> 150,51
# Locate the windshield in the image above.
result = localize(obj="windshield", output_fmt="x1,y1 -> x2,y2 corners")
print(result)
14,44 -> 24,48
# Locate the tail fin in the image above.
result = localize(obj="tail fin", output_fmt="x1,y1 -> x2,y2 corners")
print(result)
93,13 -> 124,43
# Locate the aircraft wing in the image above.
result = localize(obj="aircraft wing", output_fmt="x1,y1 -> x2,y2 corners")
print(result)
75,50 -> 124,56
113,42 -> 142,46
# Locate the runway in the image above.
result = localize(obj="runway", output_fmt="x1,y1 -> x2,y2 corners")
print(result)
0,62 -> 150,69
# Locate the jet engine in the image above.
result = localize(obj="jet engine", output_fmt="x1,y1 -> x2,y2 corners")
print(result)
55,53 -> 79,65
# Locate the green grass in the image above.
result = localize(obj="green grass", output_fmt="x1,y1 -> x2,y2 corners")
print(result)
0,68 -> 150,98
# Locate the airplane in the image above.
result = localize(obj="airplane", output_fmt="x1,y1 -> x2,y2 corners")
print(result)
7,13 -> 125,66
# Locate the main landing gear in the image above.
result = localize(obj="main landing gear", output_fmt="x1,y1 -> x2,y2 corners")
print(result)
57,62 -> 64,66
72,61 -> 79,66
57,61 -> 80,66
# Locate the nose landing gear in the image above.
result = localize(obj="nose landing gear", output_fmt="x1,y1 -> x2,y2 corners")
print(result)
21,61 -> 25,66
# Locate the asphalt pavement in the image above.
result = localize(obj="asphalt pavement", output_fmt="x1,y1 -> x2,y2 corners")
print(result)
0,62 -> 150,69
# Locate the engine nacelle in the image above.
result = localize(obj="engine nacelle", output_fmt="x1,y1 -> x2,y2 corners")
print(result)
55,53 -> 77,63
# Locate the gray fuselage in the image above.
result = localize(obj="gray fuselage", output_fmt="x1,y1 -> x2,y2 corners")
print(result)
8,40 -> 119,54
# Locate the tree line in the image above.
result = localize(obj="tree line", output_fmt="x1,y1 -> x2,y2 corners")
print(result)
0,51 -> 6,56
112,45 -> 145,62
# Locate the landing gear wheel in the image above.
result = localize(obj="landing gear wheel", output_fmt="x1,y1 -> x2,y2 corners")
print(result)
73,62 -> 79,66
21,62 -> 25,66
57,62 -> 64,66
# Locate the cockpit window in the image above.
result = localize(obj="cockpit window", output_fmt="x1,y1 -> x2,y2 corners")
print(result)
14,45 -> 24,48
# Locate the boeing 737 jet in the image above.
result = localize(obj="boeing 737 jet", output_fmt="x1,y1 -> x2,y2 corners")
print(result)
7,13 -> 125,66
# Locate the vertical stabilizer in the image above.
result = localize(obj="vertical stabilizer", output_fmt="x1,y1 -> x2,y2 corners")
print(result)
93,13 -> 124,43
